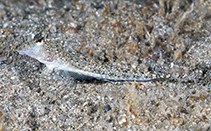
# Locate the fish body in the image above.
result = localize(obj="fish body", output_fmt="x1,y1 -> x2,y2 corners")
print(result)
17,34 -> 165,83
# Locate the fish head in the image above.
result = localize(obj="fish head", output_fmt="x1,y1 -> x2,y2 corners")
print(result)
17,34 -> 59,70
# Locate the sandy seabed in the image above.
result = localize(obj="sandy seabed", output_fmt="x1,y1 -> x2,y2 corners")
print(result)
0,0 -> 210,130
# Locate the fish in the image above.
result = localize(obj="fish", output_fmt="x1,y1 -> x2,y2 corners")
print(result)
17,32 -> 167,83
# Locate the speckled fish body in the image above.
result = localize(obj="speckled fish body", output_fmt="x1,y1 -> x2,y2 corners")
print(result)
17,35 -> 163,82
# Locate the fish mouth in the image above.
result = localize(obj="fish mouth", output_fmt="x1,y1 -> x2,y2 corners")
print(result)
17,40 -> 44,55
